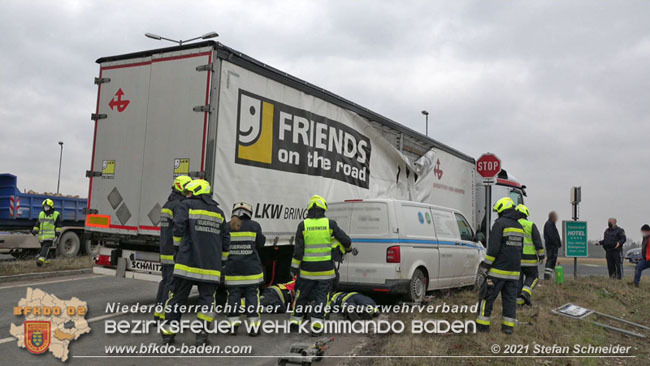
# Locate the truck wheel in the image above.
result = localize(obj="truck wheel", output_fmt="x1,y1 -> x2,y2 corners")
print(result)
57,232 -> 80,258
406,268 -> 427,303
83,239 -> 100,256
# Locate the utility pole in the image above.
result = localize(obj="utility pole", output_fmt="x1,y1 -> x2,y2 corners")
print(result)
57,141 -> 64,194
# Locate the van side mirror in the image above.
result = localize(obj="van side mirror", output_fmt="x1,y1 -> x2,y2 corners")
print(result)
475,232 -> 485,244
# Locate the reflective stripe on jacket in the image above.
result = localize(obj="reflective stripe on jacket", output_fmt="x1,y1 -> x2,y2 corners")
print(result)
483,209 -> 524,280
159,191 -> 185,264
33,211 -> 61,242
172,195 -> 228,283
518,218 -> 545,267
223,218 -> 266,286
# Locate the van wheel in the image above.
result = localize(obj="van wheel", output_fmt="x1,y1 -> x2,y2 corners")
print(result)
407,269 -> 427,303
83,239 -> 100,256
57,232 -> 80,258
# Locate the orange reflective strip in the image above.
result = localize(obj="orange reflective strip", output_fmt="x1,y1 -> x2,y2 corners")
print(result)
86,214 -> 111,228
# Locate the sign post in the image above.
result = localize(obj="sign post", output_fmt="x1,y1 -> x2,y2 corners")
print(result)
565,186 -> 585,280
476,153 -> 502,246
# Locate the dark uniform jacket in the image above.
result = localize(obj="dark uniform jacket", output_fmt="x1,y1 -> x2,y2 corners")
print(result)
172,195 -> 228,283
482,209 -> 525,280
292,209 -> 351,278
544,219 -> 562,249
260,285 -> 293,311
159,191 -> 185,264
223,218 -> 266,286
642,236 -> 650,261
601,226 -> 626,251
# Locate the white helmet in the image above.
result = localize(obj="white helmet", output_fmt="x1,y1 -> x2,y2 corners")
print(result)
232,202 -> 253,218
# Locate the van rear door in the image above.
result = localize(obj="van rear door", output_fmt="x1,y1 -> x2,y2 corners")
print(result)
332,201 -> 393,285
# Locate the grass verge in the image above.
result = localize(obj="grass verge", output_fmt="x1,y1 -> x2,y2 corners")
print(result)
347,277 -> 649,366
0,256 -> 93,276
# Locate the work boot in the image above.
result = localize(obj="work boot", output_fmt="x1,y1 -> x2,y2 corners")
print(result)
522,295 -> 533,307
161,334 -> 175,344
195,331 -> 210,346
248,327 -> 260,337
36,257 -> 46,267
501,326 -> 513,335
228,324 -> 239,336
476,324 -> 490,333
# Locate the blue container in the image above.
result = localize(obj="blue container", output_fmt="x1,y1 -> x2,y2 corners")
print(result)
0,173 -> 87,228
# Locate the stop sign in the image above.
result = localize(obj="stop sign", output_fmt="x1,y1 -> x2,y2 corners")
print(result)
476,153 -> 502,179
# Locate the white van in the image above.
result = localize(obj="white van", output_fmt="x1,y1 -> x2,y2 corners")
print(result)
329,199 -> 485,302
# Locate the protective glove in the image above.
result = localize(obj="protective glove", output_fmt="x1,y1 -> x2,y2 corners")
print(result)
538,254 -> 546,263
290,266 -> 299,278
31,229 -> 37,236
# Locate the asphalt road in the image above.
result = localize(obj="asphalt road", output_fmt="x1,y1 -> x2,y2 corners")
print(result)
552,258 -> 637,278
0,274 -> 364,366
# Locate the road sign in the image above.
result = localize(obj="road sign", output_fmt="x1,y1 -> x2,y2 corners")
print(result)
563,220 -> 588,257
476,153 -> 502,179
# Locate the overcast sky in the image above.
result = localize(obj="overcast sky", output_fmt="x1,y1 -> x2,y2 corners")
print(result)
1,1 -> 649,241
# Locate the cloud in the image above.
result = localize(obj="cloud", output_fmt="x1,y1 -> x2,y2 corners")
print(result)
1,0 -> 648,239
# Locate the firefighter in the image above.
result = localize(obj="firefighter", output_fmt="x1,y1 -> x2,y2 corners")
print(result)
32,199 -> 61,266
290,195 -> 351,335
515,204 -> 545,306
154,175 -> 192,321
476,197 -> 525,335
223,202 -> 266,336
328,291 -> 377,321
260,280 -> 295,313
161,179 -> 228,345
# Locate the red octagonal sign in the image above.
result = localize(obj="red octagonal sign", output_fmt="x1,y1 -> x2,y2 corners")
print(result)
476,153 -> 502,179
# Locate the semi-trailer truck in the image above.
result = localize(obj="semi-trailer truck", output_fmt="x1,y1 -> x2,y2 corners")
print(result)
86,41 -> 525,284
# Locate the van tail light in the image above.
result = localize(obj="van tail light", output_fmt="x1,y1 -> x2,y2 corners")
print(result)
386,246 -> 401,263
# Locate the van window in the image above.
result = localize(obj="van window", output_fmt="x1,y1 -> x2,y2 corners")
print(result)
329,202 -> 388,237
454,213 -> 474,241
399,204 -> 435,239
431,209 -> 460,241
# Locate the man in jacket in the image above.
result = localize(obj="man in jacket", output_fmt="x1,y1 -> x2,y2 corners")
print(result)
515,205 -> 545,306
543,211 -> 562,280
161,179 -> 229,345
154,175 -> 192,320
223,202 -> 266,336
633,224 -> 650,287
290,195 -> 351,334
596,218 -> 626,279
260,280 -> 295,313
32,199 -> 61,266
476,197 -> 524,335
328,291 -> 377,321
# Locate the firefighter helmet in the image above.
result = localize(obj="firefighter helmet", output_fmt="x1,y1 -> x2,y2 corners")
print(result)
232,202 -> 253,218
493,197 -> 515,213
307,195 -> 328,211
185,179 -> 211,196
42,199 -> 54,209
515,204 -> 530,217
173,175 -> 192,192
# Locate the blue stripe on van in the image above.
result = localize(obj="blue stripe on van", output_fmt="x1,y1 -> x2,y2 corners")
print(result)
351,238 -> 484,250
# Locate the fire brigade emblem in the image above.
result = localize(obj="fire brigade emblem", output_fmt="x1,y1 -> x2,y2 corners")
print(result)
25,321 -> 51,354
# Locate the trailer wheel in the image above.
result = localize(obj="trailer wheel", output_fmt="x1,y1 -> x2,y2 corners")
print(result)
406,268 -> 427,303
57,232 -> 80,258
83,239 -> 100,256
